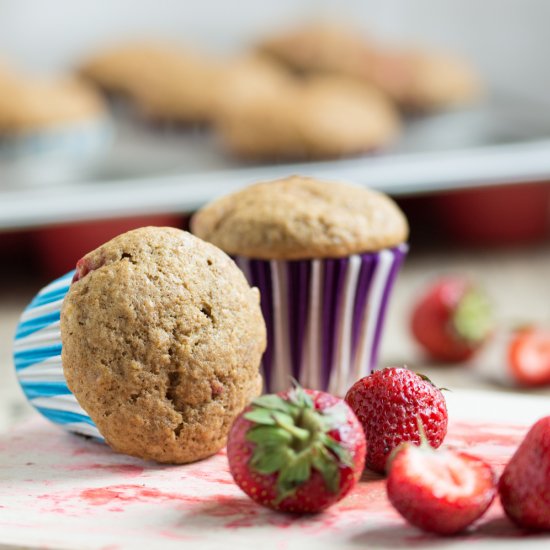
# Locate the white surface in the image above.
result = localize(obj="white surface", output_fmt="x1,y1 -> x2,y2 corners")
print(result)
0,390 -> 548,549
1,137 -> 550,231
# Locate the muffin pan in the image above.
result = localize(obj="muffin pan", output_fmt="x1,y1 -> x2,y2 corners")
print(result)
1,92 -> 550,230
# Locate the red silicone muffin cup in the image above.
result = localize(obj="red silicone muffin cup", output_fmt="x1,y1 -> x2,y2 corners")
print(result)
435,182 -> 550,246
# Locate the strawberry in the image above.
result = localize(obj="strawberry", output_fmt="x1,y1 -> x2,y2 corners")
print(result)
499,416 -> 550,530
508,327 -> 550,387
411,277 -> 493,362
387,437 -> 497,535
345,367 -> 447,473
72,254 -> 105,283
226,385 -> 366,513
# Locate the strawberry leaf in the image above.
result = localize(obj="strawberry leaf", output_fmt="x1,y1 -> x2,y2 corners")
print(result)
277,452 -> 312,497
288,384 -> 314,409
312,446 -> 340,494
320,433 -> 353,467
251,447 -> 291,474
252,394 -> 294,414
246,426 -> 293,446
415,372 -> 436,387
319,403 -> 349,429
244,408 -> 276,426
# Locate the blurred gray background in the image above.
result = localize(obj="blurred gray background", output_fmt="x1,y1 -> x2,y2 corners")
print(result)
0,0 -> 547,102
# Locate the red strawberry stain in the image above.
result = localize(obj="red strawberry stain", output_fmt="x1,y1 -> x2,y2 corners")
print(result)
29,419 -> 534,539
447,421 -> 527,446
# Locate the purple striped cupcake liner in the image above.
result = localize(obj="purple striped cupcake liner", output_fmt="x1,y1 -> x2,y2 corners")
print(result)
235,244 -> 408,396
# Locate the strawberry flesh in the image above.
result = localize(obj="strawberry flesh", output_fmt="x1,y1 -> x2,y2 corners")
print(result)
387,444 -> 497,535
508,329 -> 550,387
499,416 -> 550,530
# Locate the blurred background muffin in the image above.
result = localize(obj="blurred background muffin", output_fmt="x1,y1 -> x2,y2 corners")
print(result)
215,58 -> 400,160
258,21 -> 481,112
0,68 -> 112,185
81,41 -> 222,124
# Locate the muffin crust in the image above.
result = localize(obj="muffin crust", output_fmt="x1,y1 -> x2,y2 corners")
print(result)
191,176 -> 408,259
61,227 -> 266,463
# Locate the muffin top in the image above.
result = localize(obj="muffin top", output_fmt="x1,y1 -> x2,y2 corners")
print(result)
129,50 -> 221,122
79,41 -> 180,95
191,176 -> 408,259
258,22 -> 480,111
80,41 -> 221,122
372,49 -> 481,111
258,22 -> 375,77
61,227 -> 266,464
215,66 -> 399,161
0,75 -> 105,132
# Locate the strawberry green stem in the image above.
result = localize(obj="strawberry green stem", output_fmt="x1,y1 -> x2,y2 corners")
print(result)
275,415 -> 310,442
244,385 -> 352,502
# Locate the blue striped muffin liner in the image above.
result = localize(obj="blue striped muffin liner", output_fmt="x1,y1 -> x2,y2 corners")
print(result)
234,244 -> 408,396
13,271 -> 102,439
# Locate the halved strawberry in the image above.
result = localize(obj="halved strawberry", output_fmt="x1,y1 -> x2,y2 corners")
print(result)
387,438 -> 497,535
508,327 -> 550,387
227,385 -> 366,513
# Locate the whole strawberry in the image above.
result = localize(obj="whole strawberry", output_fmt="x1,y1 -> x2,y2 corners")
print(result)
411,277 -> 493,362
345,367 -> 448,473
387,438 -> 497,535
227,385 -> 366,513
499,416 -> 550,530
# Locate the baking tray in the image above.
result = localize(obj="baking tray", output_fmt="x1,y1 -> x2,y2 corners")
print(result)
1,93 -> 550,231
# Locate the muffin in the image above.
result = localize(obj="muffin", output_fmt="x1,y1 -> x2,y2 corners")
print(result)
191,176 -> 409,395
14,227 -> 266,463
369,48 -> 481,111
79,41 -> 172,96
80,41 -> 221,123
258,22 -> 481,111
215,57 -> 400,160
0,72 -> 112,185
258,23 -> 376,79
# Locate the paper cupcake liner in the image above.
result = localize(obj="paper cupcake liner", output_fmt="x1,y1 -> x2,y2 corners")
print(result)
0,116 -> 113,186
234,244 -> 408,396
13,271 -> 102,439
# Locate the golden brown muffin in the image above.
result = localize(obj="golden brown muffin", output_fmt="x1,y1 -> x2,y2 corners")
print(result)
213,54 -> 294,112
61,227 -> 266,464
215,65 -> 400,160
370,48 -> 481,111
79,42 -> 176,95
191,176 -> 408,259
131,53 -> 221,123
258,22 -> 375,78
0,75 -> 105,132
258,22 -> 480,111
80,41 -> 221,123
